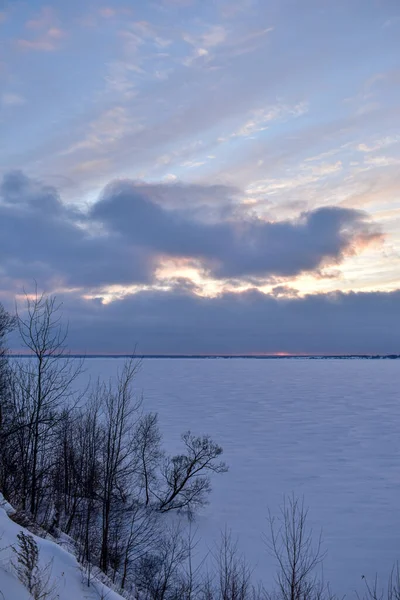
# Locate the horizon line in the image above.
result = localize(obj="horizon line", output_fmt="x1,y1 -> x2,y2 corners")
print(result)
7,353 -> 400,359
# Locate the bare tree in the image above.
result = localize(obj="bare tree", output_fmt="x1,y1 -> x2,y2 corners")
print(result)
0,302 -> 15,406
134,412 -> 163,507
98,359 -> 142,573
156,432 -> 228,516
265,495 -> 333,600
201,529 -> 261,600
11,290 -> 83,518
358,564 -> 400,600
53,393 -> 102,570
1,293 -> 230,593
134,522 -> 190,600
180,524 -> 206,600
215,530 -> 255,600
119,501 -> 159,591
0,303 -> 16,496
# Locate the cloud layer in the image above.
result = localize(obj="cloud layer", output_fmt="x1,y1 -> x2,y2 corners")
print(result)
0,171 -> 380,291
46,287 -> 400,355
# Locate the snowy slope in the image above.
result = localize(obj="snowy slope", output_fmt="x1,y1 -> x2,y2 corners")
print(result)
0,493 -> 125,600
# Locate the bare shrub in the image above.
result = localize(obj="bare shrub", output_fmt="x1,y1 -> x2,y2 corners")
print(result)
202,529 -> 262,600
12,530 -> 58,600
133,522 -> 190,600
358,563 -> 400,600
265,495 -> 334,600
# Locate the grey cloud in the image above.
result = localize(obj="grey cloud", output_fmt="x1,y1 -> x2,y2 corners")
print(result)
0,171 -> 153,290
0,171 -> 380,291
39,287 -> 400,355
92,179 -> 380,279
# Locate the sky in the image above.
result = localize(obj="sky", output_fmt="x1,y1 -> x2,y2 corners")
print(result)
1,0 -> 400,354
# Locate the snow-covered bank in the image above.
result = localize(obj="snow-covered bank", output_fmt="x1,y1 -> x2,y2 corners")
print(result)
0,493 -> 124,600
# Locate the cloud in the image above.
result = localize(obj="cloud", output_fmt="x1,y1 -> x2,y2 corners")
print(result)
220,0 -> 256,19
0,171 -> 153,290
26,6 -> 56,30
1,93 -> 26,106
222,26 -> 274,58
24,287 -> 400,355
18,8 -> 65,52
72,158 -> 111,174
161,0 -> 195,6
61,107 -> 143,155
224,101 -> 308,139
181,22 -> 273,68
92,178 -> 381,280
364,156 -> 400,168
0,171 -> 380,294
245,160 -> 343,200
17,39 -> 58,51
183,46 -> 209,66
179,159 -> 206,168
357,136 -> 400,153
17,27 -> 65,52
99,7 -> 117,18
184,25 -> 227,48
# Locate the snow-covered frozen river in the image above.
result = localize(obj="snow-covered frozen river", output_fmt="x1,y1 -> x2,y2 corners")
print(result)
80,358 -> 400,595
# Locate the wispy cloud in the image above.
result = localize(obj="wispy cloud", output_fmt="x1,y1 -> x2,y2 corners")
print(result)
220,0 -> 256,19
183,47 -> 209,66
182,24 -> 228,66
18,8 -> 65,51
357,136 -> 400,153
224,26 -> 274,57
17,29 -> 65,52
26,7 -> 54,29
180,159 -> 206,168
119,30 -> 144,55
61,107 -> 144,156
99,7 -> 117,18
218,102 -> 308,142
236,102 -> 308,137
364,155 -> 400,167
72,158 -> 111,174
104,60 -> 142,96
161,0 -> 196,6
98,6 -> 134,18
247,160 -> 343,197
184,25 -> 228,48
182,23 -> 273,66
382,16 -> 400,28
1,93 -> 26,106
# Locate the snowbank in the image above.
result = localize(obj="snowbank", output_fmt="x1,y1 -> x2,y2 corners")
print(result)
0,495 -> 125,600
